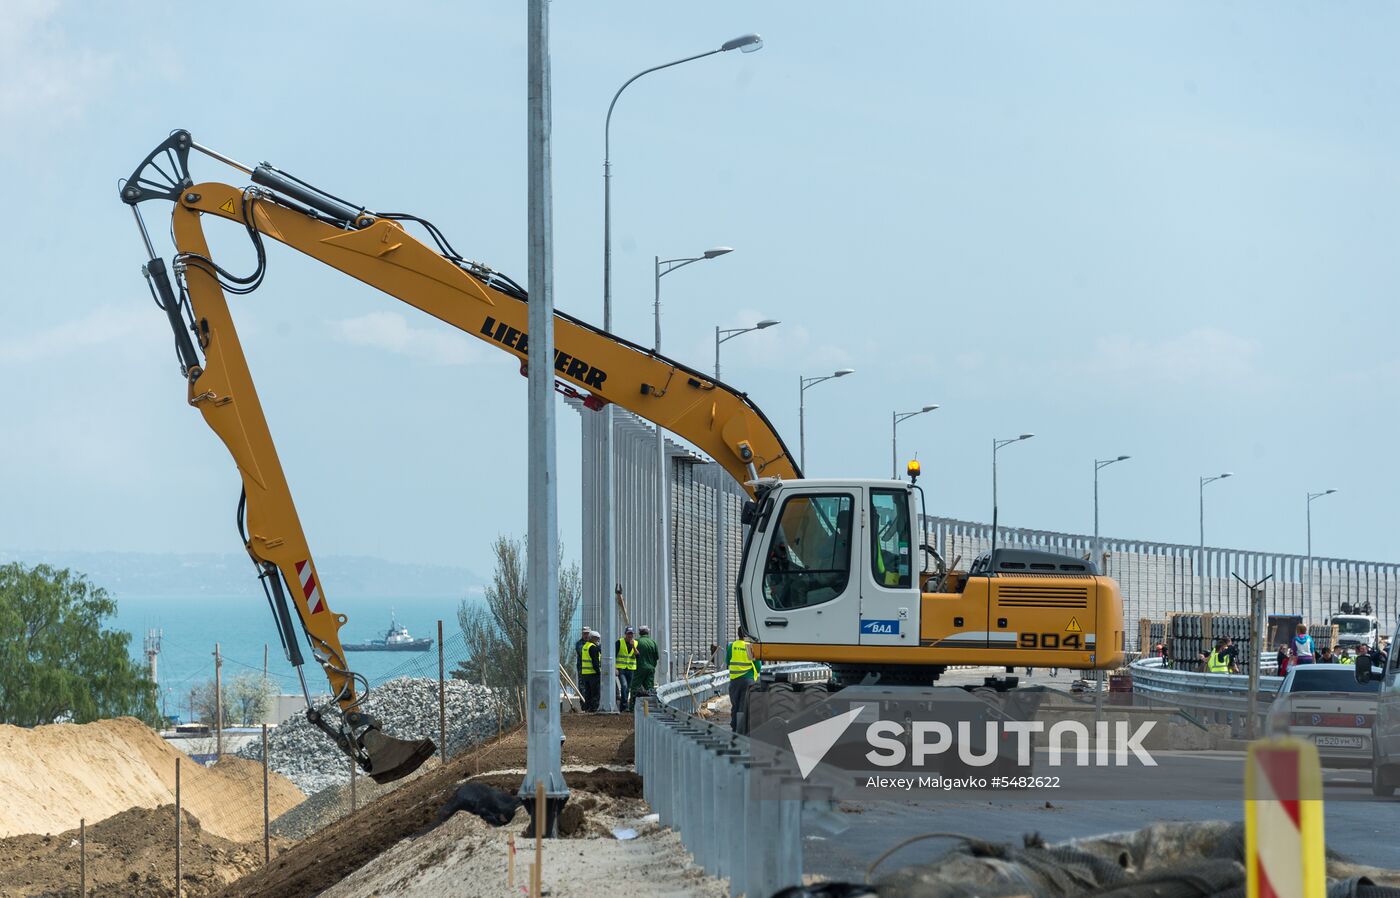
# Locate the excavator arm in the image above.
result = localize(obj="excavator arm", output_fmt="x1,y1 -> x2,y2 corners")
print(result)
120,130 -> 799,782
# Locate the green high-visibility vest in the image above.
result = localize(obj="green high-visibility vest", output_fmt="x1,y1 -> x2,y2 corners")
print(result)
1207,651 -> 1229,673
728,639 -> 757,681
580,642 -> 596,675
616,639 -> 637,671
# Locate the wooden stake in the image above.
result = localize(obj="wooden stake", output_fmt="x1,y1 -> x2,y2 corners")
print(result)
262,724 -> 270,864
533,781 -> 545,898
79,818 -> 85,898
175,758 -> 182,898
438,619 -> 447,766
507,834 -> 516,888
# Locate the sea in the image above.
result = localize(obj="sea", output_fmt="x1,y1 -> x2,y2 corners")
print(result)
111,595 -> 473,721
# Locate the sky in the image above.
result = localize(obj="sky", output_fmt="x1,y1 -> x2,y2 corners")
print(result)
1,1 -> 1397,583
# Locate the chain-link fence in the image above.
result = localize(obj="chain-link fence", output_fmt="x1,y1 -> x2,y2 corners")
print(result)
28,622 -> 514,898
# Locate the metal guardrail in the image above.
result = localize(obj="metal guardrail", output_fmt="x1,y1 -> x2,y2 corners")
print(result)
1130,653 -> 1283,714
637,663 -> 829,897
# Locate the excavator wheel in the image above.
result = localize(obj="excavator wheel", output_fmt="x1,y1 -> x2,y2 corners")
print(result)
742,681 -> 832,736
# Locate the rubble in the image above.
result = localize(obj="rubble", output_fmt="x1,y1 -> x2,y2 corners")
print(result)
239,677 -> 507,794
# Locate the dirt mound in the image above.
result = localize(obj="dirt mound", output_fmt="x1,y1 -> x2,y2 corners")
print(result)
0,805 -> 291,898
215,712 -> 635,898
0,717 -> 304,841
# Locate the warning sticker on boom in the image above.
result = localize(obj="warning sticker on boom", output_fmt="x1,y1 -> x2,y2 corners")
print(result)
219,197 -> 237,214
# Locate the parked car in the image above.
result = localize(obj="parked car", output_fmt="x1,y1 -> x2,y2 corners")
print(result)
1265,663 -> 1379,769
1368,620 -> 1400,796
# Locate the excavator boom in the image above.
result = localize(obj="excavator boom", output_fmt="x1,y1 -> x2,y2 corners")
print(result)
120,130 -> 798,782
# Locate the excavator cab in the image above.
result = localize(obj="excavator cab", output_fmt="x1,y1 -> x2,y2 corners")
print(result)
741,478 -> 1125,682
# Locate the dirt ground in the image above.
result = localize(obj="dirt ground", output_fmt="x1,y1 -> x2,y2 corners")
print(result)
0,805 -> 293,898
319,791 -> 724,898
214,711 -> 636,898
0,718 -> 304,841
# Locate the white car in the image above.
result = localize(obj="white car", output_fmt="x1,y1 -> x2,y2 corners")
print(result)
1265,663 -> 1378,769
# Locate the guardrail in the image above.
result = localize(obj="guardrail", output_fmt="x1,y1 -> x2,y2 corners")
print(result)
637,664 -> 829,898
1130,653 -> 1283,719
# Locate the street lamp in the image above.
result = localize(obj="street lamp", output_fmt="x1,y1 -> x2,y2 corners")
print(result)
990,434 -> 1035,567
601,34 -> 761,698
1197,472 -> 1234,612
714,318 -> 780,380
1306,488 -> 1338,619
798,369 -> 855,473
892,406 -> 940,479
712,315 -> 779,649
1092,456 -> 1131,565
654,247 -> 733,692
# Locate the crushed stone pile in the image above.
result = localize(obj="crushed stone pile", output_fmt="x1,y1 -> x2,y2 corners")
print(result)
238,677 -> 505,794
0,717 -> 303,840
0,805 -> 291,898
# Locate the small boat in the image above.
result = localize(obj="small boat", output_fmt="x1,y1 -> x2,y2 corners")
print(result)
343,614 -> 433,652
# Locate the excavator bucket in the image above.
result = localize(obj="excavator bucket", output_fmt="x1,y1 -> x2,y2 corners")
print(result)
361,728 -> 437,784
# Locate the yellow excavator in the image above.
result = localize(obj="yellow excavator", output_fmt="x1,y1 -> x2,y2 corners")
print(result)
119,131 -> 1123,777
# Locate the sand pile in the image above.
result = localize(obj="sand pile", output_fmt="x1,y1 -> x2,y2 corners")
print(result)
0,717 -> 303,841
0,805 -> 289,897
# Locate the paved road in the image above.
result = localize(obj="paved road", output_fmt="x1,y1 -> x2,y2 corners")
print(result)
804,761 -> 1395,881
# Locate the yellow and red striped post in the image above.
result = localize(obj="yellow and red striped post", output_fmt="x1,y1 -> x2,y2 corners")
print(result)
1245,738 -> 1325,898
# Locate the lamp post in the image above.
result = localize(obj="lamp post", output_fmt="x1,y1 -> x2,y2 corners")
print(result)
1197,472 -> 1233,613
601,32 -> 761,696
989,434 -> 1035,566
654,248 -> 734,677
799,370 -> 855,473
1306,488 -> 1337,620
1092,456 -> 1131,565
892,406 -> 940,479
713,317 -> 779,648
715,319 -> 779,381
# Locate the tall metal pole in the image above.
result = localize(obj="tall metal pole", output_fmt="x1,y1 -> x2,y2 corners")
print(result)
524,0 -> 567,826
892,412 -> 899,480
1305,489 -> 1337,622
991,435 -> 1034,568
799,375 -> 806,472
1306,496 -> 1312,617
653,256 -> 671,686
1092,456 -> 1130,566
1198,482 -> 1205,613
1197,473 -> 1233,613
600,34 -> 760,696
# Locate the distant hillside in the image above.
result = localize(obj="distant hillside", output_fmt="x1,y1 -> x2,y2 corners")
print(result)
0,550 -> 483,599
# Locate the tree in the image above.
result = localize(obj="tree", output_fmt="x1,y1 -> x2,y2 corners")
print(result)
0,563 -> 159,726
453,536 -> 580,717
230,672 -> 273,725
192,672 -> 272,727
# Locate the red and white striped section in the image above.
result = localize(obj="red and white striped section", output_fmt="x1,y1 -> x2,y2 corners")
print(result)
295,560 -> 326,614
1246,739 -> 1325,898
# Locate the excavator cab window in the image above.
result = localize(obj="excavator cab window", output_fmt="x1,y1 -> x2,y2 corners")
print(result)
762,493 -> 854,610
870,489 -> 912,589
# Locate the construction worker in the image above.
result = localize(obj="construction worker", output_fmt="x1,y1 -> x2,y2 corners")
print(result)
633,625 -> 659,700
1339,647 -> 1355,665
1206,640 -> 1231,674
1293,624 -> 1316,665
574,624 -> 590,683
1221,636 -> 1240,673
726,629 -> 761,732
616,626 -> 638,710
579,631 -> 601,712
